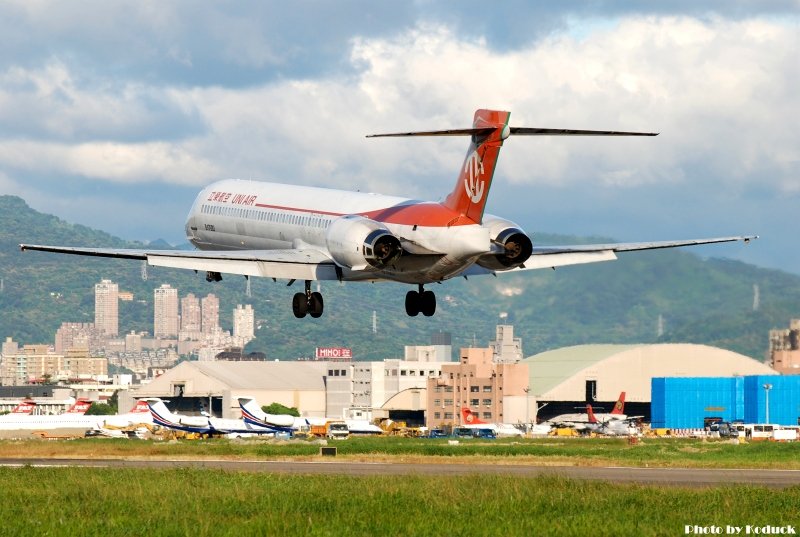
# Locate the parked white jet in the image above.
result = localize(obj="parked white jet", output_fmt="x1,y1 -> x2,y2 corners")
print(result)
237,396 -> 301,433
238,396 -> 383,435
20,109 -> 755,318
146,398 -> 276,436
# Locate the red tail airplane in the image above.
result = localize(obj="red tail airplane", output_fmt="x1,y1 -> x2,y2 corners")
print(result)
20,109 -> 755,318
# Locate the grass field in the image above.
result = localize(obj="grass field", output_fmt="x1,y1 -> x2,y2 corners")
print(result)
1,467 -> 799,536
2,437 -> 800,536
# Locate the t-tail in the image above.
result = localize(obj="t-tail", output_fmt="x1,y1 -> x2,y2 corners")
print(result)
611,392 -> 626,415
367,109 -> 656,225
442,109 -> 511,223
11,400 -> 35,414
461,407 -> 489,425
130,400 -> 151,414
237,396 -> 296,430
66,399 -> 92,414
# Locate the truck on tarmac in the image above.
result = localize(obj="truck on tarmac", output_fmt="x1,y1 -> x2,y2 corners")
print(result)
310,421 -> 350,439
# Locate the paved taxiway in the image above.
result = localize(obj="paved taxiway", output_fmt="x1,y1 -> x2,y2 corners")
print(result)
2,458 -> 799,488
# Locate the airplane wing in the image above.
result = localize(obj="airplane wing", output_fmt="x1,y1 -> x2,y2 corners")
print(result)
464,235 -> 757,275
19,244 -> 341,281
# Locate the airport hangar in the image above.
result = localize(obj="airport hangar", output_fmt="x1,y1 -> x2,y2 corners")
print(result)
523,343 -> 777,423
124,361 -> 330,419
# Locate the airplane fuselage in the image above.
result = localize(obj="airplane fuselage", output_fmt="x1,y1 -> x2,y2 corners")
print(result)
185,179 -> 499,285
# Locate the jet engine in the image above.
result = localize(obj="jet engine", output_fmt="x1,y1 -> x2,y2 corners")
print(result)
476,216 -> 533,271
326,215 -> 403,270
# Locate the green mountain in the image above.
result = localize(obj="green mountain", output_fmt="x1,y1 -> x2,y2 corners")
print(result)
0,195 -> 795,361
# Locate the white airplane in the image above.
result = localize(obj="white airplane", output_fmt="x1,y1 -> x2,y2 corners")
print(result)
146,398 -> 276,436
20,109 -> 755,318
237,396 -> 302,433
586,404 -> 639,436
102,399 -> 154,428
238,396 -> 383,435
546,392 -> 636,430
0,399 -> 106,431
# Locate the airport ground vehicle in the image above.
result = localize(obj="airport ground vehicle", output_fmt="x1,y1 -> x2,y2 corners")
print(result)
310,421 -> 350,439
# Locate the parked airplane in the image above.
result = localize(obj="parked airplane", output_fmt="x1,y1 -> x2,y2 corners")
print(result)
103,399 -> 154,428
546,392 -> 634,430
238,396 -> 383,435
0,401 -> 105,431
460,407 -> 523,437
20,109 -> 755,318
237,396 -> 302,433
586,404 -> 638,436
146,398 -> 276,436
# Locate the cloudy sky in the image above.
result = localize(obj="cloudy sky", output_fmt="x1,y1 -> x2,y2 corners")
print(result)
1,1 -> 797,273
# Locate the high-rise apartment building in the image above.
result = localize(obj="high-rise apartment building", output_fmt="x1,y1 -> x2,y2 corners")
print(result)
181,293 -> 201,332
233,304 -> 255,344
202,294 -> 220,334
154,284 -> 179,338
94,279 -> 119,336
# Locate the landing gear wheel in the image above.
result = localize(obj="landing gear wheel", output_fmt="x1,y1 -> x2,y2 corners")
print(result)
405,290 -> 420,317
420,290 -> 436,317
309,292 -> 324,318
292,292 -> 308,318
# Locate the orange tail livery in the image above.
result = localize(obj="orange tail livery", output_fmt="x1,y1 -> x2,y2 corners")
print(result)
611,392 -> 626,415
461,407 -> 489,425
442,109 -> 511,224
587,404 -> 598,424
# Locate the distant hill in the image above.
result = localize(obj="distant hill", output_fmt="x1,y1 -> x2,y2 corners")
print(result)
0,195 -> 796,361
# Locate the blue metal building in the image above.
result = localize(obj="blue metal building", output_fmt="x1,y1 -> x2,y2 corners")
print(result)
652,375 -> 800,428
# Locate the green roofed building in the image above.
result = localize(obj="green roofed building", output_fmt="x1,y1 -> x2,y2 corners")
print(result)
521,344 -> 776,422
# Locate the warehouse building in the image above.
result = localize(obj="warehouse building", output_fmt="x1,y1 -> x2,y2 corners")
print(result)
125,361 -> 330,419
523,344 -> 776,422
652,375 -> 800,428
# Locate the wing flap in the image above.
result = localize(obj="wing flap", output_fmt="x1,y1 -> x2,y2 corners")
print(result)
20,244 -> 341,281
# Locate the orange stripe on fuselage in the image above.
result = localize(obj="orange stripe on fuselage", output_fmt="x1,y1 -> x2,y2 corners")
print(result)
252,200 -> 476,227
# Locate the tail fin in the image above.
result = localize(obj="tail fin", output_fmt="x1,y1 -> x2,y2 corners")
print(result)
238,396 -> 264,420
443,109 -> 510,224
66,399 -> 92,414
238,396 -> 295,428
611,392 -> 626,415
11,400 -> 36,414
461,407 -> 488,425
587,404 -> 598,424
129,400 -> 151,414
144,398 -> 173,425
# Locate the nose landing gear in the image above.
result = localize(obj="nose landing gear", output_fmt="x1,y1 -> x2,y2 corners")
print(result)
405,284 -> 436,317
292,280 -> 324,319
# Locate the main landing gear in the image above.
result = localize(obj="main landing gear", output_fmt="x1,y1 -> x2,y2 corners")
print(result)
292,280 -> 324,319
405,284 -> 436,317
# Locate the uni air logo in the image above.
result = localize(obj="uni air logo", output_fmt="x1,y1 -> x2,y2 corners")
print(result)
463,150 -> 485,203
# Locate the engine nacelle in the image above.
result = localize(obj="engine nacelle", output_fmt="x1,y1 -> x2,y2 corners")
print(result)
477,217 -> 533,271
326,215 -> 403,270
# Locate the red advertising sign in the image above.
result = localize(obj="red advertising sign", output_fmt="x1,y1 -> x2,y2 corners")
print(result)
315,347 -> 353,360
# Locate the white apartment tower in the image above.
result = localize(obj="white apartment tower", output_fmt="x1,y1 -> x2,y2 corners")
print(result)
202,294 -> 220,334
233,304 -> 255,344
181,293 -> 201,332
154,284 -> 179,338
94,279 -> 119,336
